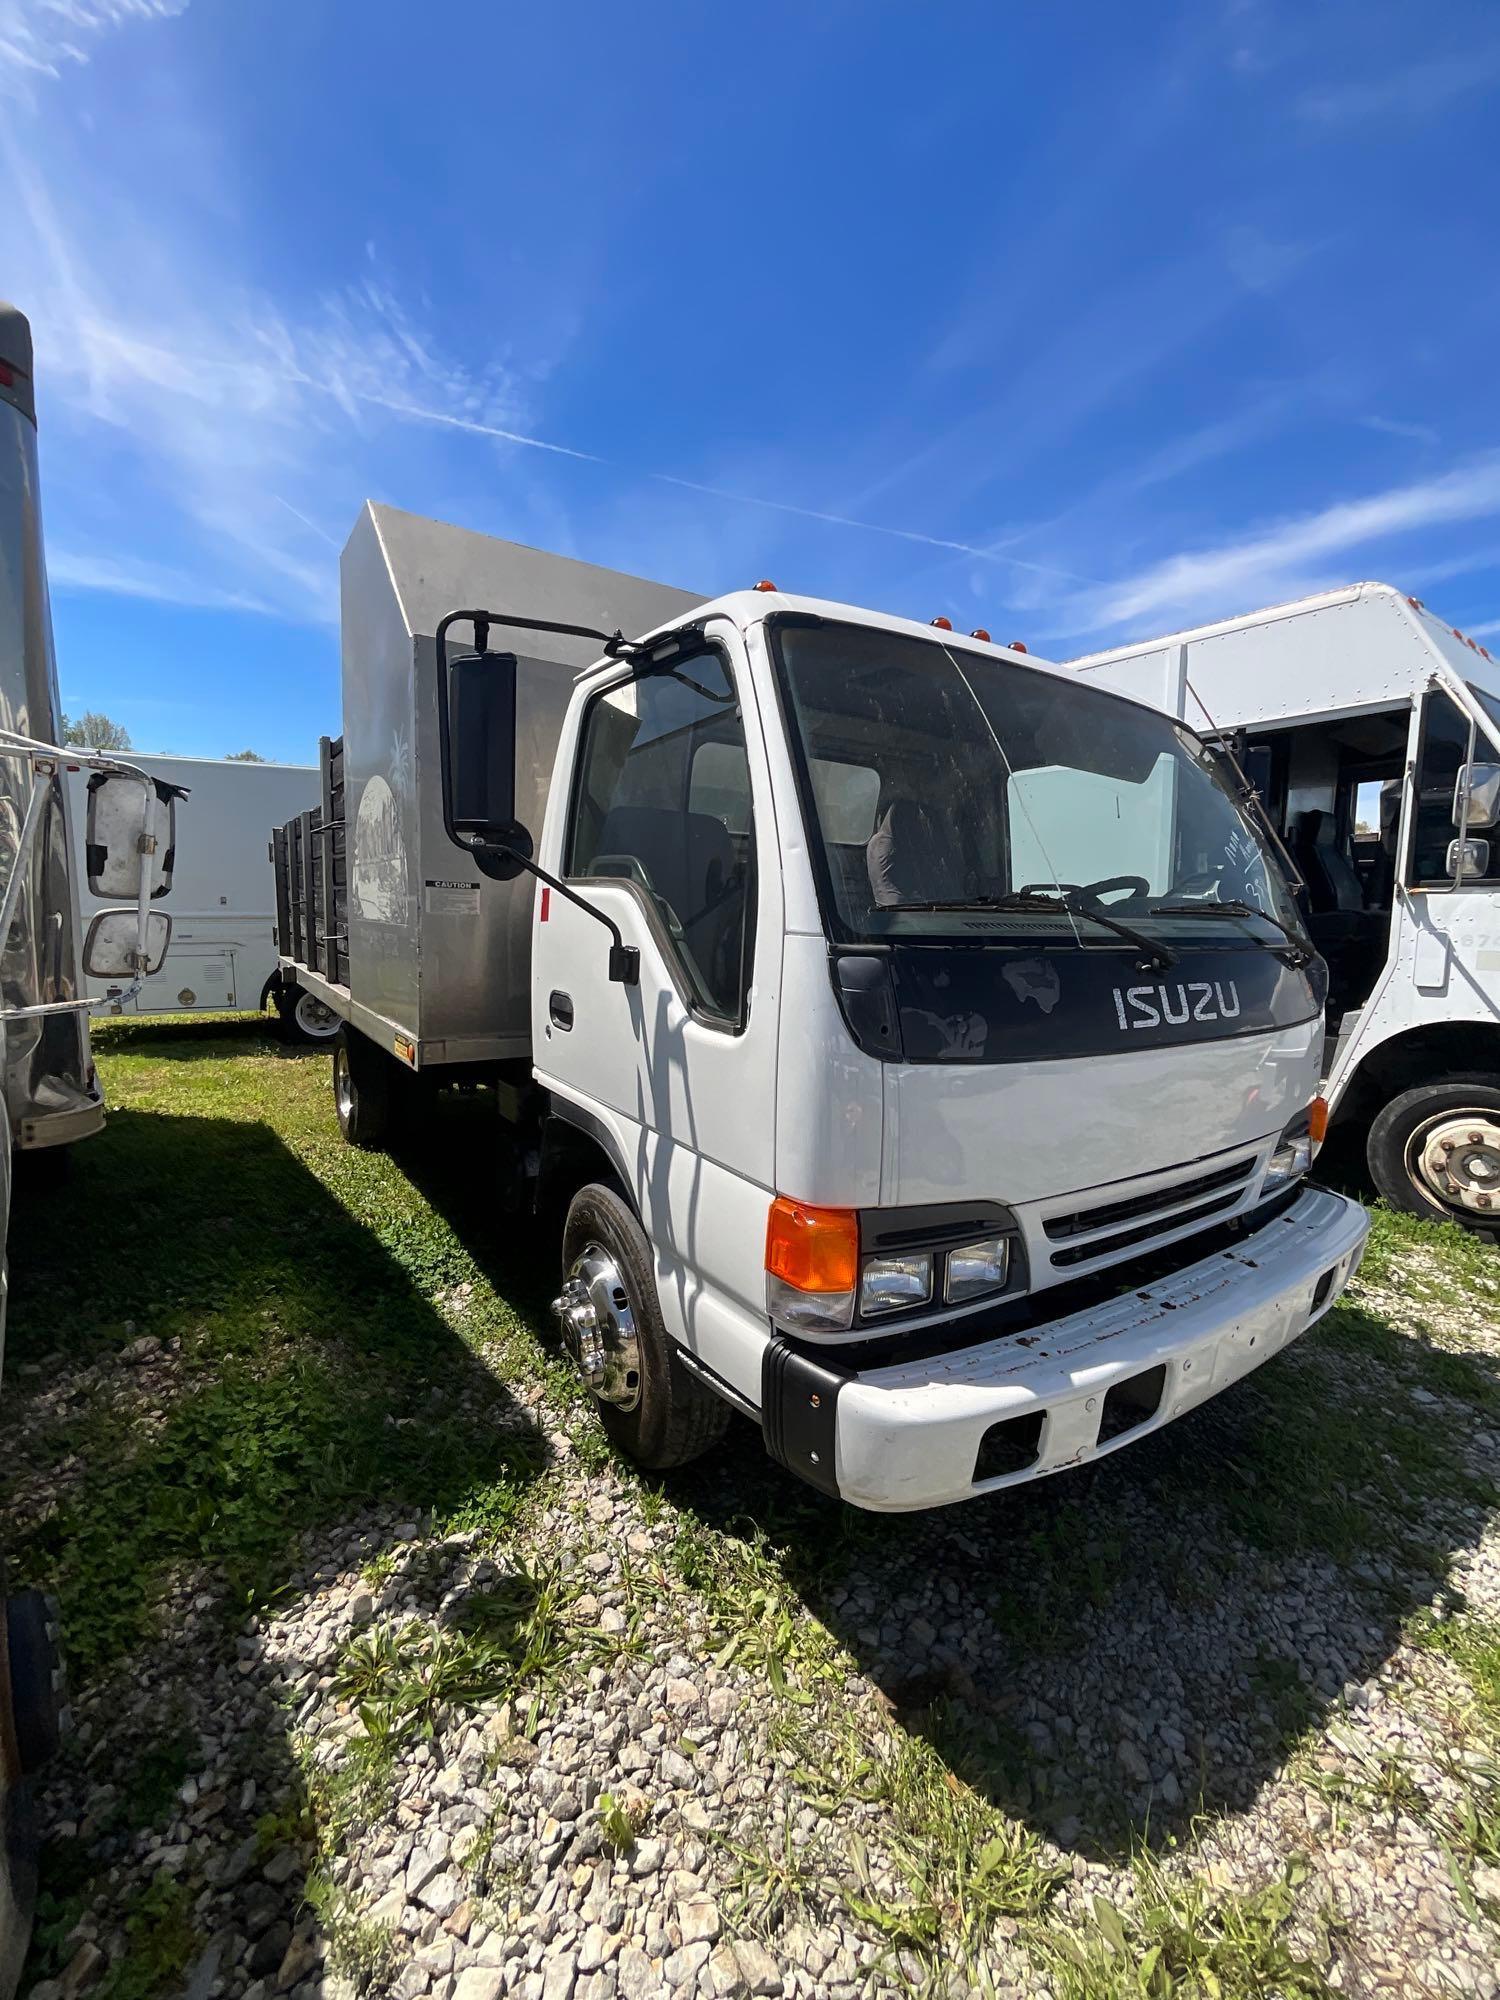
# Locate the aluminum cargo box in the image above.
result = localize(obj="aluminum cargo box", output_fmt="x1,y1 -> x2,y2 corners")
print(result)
340,502 -> 701,1066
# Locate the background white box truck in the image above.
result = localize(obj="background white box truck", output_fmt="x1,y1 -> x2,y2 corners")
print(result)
1070,583 -> 1500,1233
274,502 -> 1367,1511
67,755 -> 331,1039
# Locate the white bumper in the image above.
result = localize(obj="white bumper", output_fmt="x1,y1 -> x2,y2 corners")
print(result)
834,1185 -> 1369,1511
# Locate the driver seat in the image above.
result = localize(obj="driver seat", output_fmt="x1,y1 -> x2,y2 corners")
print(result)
867,798 -> 969,907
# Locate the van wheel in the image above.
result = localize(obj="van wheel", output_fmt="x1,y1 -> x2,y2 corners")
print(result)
1368,1076 -> 1500,1232
556,1183 -> 730,1470
277,984 -> 342,1045
333,1033 -> 389,1147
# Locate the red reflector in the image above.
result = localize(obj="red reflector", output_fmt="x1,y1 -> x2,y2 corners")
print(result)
754,579 -> 777,592
1010,640 -> 1028,653
930,616 -> 953,630
540,886 -> 550,922
970,627 -> 992,642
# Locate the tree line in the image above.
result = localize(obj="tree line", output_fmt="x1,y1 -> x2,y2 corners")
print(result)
60,712 -> 264,760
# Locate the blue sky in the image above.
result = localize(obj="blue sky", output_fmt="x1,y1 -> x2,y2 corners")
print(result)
5,0 -> 1500,762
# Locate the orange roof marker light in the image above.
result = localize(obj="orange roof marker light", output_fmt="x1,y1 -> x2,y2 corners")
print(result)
754,579 -> 778,593
930,616 -> 953,630
1010,640 -> 1028,653
970,627 -> 992,642
1407,596 -> 1425,611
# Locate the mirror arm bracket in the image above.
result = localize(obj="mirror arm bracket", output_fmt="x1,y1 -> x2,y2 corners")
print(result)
461,834 -> 639,986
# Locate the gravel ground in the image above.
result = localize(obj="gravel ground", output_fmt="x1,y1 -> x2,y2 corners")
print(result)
16,1233 -> 1500,2000
6,1031 -> 1499,2000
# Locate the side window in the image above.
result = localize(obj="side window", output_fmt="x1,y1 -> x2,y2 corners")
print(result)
567,651 -> 757,1024
1410,693 -> 1480,885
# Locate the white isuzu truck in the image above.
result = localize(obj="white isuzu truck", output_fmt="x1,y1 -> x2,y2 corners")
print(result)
1070,583 -> 1500,1233
275,502 -> 1368,1512
1,301 -> 180,2000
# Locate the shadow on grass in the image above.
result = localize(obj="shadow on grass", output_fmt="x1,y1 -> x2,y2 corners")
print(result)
663,1289 -> 1500,1864
4,1099 -> 545,1991
85,1013 -> 285,1063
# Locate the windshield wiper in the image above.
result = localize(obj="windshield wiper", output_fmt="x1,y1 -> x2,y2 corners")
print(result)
885,891 -> 1176,970
1149,899 -> 1313,966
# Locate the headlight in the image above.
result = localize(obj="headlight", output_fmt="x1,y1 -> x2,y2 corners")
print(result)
1263,1117 -> 1314,1195
945,1233 -> 1011,1302
860,1252 -> 933,1315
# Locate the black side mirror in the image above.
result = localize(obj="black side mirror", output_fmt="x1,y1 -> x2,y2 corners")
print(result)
449,648 -> 519,836
436,614 -> 532,882
433,605 -> 640,985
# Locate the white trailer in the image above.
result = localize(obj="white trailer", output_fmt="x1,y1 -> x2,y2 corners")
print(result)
1069,582 -> 1500,1231
67,755 -> 334,1039
274,504 -> 1367,1513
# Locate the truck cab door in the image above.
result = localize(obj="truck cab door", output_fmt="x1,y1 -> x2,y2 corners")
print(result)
533,625 -> 781,1403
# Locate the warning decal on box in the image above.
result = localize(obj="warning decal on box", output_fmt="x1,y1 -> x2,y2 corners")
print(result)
424,879 -> 481,915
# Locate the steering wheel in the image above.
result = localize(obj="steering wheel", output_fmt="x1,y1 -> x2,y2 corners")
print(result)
1078,875 -> 1149,904
1020,875 -> 1150,904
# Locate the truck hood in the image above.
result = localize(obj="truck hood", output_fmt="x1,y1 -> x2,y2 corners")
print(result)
882,1015 -> 1321,1209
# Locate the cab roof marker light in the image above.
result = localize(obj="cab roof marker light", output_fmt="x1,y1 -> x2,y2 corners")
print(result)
1408,596 -> 1425,610
1010,640 -> 1028,653
754,579 -> 777,592
930,616 -> 953,630
970,627 -> 992,642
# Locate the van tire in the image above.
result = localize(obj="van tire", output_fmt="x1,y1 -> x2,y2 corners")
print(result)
277,983 -> 342,1045
333,1032 -> 389,1147
560,1183 -> 730,1471
1367,1076 -> 1500,1233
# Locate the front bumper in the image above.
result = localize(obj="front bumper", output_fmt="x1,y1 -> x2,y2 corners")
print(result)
767,1185 -> 1368,1512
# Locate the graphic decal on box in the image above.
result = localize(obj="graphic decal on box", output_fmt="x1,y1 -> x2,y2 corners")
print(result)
352,732 -> 412,926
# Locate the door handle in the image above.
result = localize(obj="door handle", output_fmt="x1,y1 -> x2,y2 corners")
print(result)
549,990 -> 574,1030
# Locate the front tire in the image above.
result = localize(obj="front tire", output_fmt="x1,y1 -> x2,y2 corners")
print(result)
559,1183 -> 730,1470
1367,1076 -> 1500,1232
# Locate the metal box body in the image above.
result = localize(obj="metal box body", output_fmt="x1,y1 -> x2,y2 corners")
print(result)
340,502 -> 701,1064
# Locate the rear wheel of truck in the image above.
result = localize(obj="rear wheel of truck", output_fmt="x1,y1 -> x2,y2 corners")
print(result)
1368,1076 -> 1500,1233
333,1032 -> 390,1147
557,1183 -> 730,1471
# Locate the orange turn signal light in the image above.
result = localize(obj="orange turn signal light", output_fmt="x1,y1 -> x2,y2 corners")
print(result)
765,1197 -> 859,1294
754,579 -> 777,592
1308,1096 -> 1329,1146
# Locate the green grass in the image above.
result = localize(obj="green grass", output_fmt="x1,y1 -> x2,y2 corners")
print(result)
9,1018 -> 1500,1995
6,1018 -> 552,1681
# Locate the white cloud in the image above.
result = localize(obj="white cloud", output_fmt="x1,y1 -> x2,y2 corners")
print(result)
48,547 -> 284,616
0,0 -> 186,87
1298,49 -> 1500,127
1049,455 -> 1500,637
1467,618 -> 1500,639
1362,415 -> 1440,447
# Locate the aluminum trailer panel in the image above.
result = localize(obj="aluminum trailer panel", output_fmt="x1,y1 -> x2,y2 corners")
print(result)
335,503 -> 701,1066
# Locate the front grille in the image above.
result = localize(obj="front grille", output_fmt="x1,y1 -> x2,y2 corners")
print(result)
1043,1156 -> 1258,1268
1049,1191 -> 1246,1268
1044,1157 -> 1256,1242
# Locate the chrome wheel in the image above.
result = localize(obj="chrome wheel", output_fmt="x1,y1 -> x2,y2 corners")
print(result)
1408,1111 -> 1500,1219
294,990 -> 340,1040
334,1044 -> 353,1123
552,1242 -> 642,1410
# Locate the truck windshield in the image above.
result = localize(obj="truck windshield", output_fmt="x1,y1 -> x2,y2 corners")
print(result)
771,618 -> 1304,949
